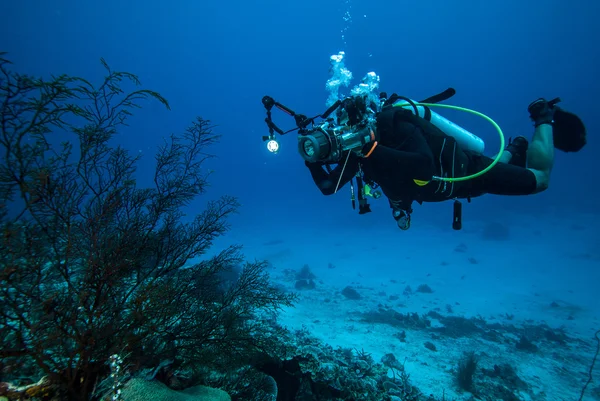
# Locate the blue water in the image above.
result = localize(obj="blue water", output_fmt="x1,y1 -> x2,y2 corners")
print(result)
4,0 -> 598,220
2,0 -> 599,399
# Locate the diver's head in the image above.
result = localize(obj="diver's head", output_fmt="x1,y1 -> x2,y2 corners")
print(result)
336,94 -> 377,127
339,95 -> 367,126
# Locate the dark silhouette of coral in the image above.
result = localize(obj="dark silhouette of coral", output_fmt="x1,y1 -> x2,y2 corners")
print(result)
515,335 -> 539,353
456,351 -> 478,392
342,286 -> 361,300
578,329 -> 600,401
416,284 -> 433,293
295,264 -> 316,290
0,54 -> 295,401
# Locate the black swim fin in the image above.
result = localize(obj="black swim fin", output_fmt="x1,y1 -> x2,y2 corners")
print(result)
552,108 -> 586,152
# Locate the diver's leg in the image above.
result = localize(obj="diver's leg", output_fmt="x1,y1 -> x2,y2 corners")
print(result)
526,123 -> 554,192
465,155 -> 537,196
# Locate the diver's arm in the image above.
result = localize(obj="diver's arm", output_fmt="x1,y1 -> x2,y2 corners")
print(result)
305,152 -> 360,195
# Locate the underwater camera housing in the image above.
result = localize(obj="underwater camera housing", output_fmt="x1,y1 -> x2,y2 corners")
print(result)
261,94 -> 374,164
297,118 -> 375,164
261,53 -> 382,164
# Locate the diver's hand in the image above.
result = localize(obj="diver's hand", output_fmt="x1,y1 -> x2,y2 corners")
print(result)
528,98 -> 556,127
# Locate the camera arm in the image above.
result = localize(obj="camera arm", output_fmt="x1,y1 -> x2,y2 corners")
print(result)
261,96 -> 342,141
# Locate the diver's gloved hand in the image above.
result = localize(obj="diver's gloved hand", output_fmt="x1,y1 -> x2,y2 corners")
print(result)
528,98 -> 557,127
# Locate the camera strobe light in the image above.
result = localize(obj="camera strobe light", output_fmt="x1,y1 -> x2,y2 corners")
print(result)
266,139 -> 279,153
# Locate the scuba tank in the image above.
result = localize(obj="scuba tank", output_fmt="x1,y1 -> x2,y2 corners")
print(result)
393,98 -> 485,155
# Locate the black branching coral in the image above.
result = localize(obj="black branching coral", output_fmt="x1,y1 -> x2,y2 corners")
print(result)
0,53 -> 296,401
456,351 -> 478,392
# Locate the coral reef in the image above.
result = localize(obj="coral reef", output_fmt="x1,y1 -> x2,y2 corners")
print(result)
0,54 -> 295,401
253,329 -> 425,401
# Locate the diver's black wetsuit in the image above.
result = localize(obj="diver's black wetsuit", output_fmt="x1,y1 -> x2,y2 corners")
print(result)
306,106 -> 538,211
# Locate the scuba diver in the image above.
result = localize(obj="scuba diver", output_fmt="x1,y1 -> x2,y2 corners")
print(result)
261,89 -> 587,230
